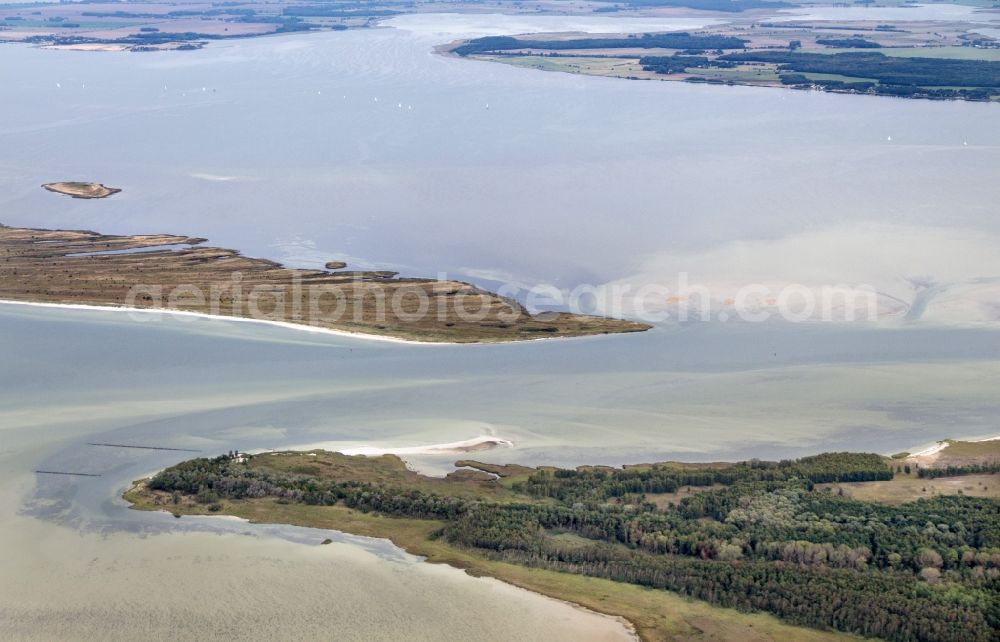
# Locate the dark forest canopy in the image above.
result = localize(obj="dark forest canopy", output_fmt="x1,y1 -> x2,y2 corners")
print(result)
144,450 -> 1000,642
920,462 -> 1000,479
451,33 -> 748,56
816,37 -> 882,48
722,50 -> 1000,88
639,54 -> 735,73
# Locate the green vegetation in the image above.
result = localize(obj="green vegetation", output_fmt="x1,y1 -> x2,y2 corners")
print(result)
722,50 -> 1000,99
452,33 -> 748,57
126,496 -> 851,642
639,55 -> 718,74
927,439 -> 1000,464
778,73 -> 875,92
724,50 -> 1000,87
134,449 -> 1000,642
919,463 -> 1000,479
821,474 -> 1000,505
475,55 -> 644,79
686,65 -> 782,84
881,47 -> 1000,63
816,38 -> 882,49
457,30 -> 1000,102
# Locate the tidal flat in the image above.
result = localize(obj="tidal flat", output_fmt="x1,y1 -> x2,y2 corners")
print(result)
0,224 -> 648,342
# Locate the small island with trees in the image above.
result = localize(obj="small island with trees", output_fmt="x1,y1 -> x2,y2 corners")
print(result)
126,438 -> 1000,642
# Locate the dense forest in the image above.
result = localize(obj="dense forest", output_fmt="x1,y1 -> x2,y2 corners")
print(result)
816,38 -> 882,48
638,55 -> 717,74
148,452 -> 1000,642
451,33 -> 748,56
637,50 -> 999,100
722,51 -> 1000,88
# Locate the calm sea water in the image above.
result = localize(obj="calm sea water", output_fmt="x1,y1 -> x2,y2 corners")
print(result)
1,10 -> 999,640
1,14 -> 998,293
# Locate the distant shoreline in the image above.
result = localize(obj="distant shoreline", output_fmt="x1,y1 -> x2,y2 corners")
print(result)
457,51 -> 1000,103
445,25 -> 1000,104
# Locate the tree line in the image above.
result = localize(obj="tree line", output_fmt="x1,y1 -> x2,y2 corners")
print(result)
722,51 -> 1000,89
148,452 -> 1000,641
919,463 -> 1000,479
451,33 -> 747,57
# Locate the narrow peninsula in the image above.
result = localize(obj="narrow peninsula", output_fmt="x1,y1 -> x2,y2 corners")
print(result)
0,224 -> 650,343
126,439 -> 1000,642
42,182 -> 121,199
